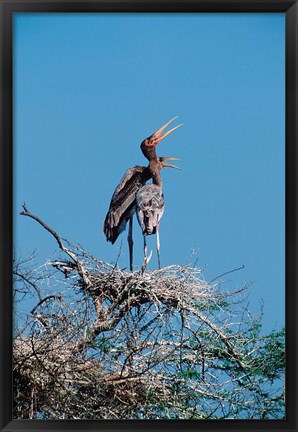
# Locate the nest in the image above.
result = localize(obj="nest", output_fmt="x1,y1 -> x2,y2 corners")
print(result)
87,264 -> 218,310
14,205 -> 285,419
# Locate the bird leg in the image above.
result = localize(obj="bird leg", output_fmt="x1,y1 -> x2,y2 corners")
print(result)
127,216 -> 134,271
156,223 -> 161,269
144,233 -> 147,258
141,235 -> 152,275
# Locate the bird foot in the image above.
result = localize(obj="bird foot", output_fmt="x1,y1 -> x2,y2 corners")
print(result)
141,250 -> 153,275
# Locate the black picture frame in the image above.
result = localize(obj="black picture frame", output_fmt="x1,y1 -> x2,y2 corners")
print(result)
1,1 -> 297,431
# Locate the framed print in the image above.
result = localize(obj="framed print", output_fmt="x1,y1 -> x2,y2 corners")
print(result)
1,1 -> 297,431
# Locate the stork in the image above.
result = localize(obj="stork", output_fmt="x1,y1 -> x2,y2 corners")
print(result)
136,157 -> 177,273
103,117 -> 182,271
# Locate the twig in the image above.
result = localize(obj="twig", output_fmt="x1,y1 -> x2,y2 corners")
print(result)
30,294 -> 63,315
14,270 -> 43,302
209,264 -> 245,283
20,202 -> 91,288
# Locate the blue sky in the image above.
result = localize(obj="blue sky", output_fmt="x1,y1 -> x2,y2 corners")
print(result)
14,13 -> 285,333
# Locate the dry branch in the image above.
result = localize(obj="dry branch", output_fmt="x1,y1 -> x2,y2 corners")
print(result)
20,203 -> 91,287
14,204 -> 285,420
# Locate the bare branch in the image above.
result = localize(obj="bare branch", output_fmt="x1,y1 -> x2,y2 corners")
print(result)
209,264 -> 245,283
14,205 -> 285,420
20,203 -> 91,288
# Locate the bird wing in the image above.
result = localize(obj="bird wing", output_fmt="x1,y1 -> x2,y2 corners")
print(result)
136,184 -> 165,235
104,166 -> 151,243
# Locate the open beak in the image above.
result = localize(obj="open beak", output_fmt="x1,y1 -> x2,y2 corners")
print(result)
150,116 -> 183,147
160,157 -> 182,170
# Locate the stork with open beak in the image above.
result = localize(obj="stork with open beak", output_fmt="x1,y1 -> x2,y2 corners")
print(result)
136,155 -> 180,273
103,117 -> 182,271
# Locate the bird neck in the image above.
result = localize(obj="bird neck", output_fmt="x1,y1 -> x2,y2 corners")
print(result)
149,160 -> 162,188
152,173 -> 162,188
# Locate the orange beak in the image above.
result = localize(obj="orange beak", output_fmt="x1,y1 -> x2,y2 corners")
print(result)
147,116 -> 183,148
153,116 -> 183,144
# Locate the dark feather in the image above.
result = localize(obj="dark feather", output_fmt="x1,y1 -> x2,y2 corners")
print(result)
104,166 -> 151,243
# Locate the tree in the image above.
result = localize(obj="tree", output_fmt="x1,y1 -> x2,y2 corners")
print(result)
13,204 -> 285,420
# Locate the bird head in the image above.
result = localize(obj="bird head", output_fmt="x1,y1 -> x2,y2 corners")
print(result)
149,156 -> 181,188
159,157 -> 181,170
149,157 -> 181,175
140,116 -> 183,161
